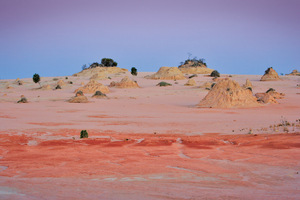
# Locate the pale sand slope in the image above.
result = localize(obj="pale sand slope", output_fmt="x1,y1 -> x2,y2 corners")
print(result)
0,72 -> 300,199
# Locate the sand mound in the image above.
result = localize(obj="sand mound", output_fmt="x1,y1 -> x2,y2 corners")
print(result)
145,67 -> 186,80
57,80 -> 66,87
260,67 -> 280,81
243,79 -> 252,89
184,79 -> 196,86
74,79 -> 109,94
287,69 -> 300,76
69,91 -> 88,103
178,61 -> 214,74
255,93 -> 277,104
109,76 -> 140,88
15,78 -> 24,85
73,67 -> 128,77
41,85 -> 52,90
266,88 -> 285,99
197,78 -> 260,108
199,82 -> 213,89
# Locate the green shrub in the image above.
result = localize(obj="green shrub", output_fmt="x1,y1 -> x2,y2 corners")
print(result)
266,88 -> 275,93
89,62 -> 100,68
76,90 -> 83,96
188,74 -> 197,79
265,67 -> 273,74
17,97 -> 28,103
55,85 -> 61,90
157,82 -> 172,87
179,55 -> 207,67
92,90 -> 107,97
101,58 -> 117,67
210,70 -> 220,77
131,67 -> 137,76
33,73 -> 41,86
80,130 -> 88,138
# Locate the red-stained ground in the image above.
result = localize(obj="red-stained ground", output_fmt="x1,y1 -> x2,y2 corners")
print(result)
0,130 -> 299,199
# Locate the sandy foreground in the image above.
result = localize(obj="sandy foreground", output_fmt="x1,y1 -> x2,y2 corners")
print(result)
0,72 -> 299,199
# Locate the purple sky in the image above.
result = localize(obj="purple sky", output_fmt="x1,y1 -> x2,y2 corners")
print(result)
1,0 -> 299,79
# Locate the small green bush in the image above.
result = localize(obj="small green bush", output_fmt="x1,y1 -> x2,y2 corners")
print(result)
55,85 -> 62,90
33,73 -> 41,86
80,130 -> 88,138
101,58 -> 117,67
157,82 -> 172,87
17,97 -> 28,103
76,90 -> 83,96
266,88 -> 275,93
93,90 -> 107,97
265,67 -> 273,74
189,74 -> 197,79
210,70 -> 220,77
131,67 -> 137,76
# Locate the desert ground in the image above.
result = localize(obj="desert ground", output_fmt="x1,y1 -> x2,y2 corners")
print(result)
0,70 -> 299,199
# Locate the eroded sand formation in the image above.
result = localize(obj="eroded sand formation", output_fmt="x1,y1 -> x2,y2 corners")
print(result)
184,78 -> 197,86
197,78 -> 260,108
145,67 -> 186,80
178,61 -> 214,74
109,76 -> 140,88
287,69 -> 300,76
74,79 -> 109,94
73,66 -> 128,78
68,91 -> 88,103
260,67 -> 281,81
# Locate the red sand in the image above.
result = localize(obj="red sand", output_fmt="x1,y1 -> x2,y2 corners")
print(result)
0,73 -> 299,199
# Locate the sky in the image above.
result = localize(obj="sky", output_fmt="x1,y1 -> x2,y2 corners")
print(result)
0,0 -> 299,79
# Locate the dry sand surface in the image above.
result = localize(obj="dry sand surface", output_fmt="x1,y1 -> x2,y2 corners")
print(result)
0,72 -> 300,199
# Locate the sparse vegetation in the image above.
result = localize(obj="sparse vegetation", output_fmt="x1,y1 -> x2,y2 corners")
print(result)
55,85 -> 62,90
157,82 -> 172,87
33,73 -> 41,86
80,130 -> 88,138
101,58 -> 117,67
188,74 -> 197,79
131,67 -> 137,76
210,70 -> 220,77
82,64 -> 88,70
265,67 -> 273,74
179,54 -> 207,67
92,90 -> 107,98
76,90 -> 83,96
82,58 -> 118,70
266,88 -> 275,93
17,97 -> 28,103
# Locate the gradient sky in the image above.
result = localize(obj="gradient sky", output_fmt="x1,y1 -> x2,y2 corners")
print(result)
1,0 -> 299,79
